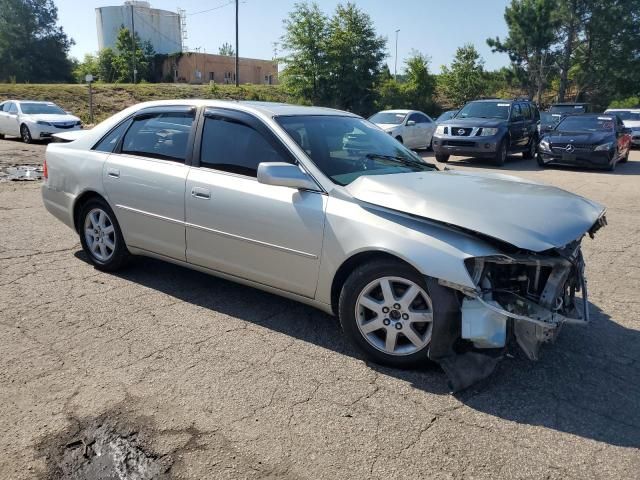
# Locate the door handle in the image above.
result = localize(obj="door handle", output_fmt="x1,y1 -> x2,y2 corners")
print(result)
191,187 -> 211,200
107,168 -> 120,178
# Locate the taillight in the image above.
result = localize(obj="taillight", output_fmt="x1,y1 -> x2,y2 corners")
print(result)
43,158 -> 48,179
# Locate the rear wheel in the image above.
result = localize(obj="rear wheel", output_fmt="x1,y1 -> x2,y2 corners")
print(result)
494,138 -> 508,166
435,153 -> 450,163
522,136 -> 538,159
79,198 -> 129,271
339,259 -> 453,368
20,124 -> 32,144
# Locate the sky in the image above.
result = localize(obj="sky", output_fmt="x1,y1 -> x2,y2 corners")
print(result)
56,0 -> 512,73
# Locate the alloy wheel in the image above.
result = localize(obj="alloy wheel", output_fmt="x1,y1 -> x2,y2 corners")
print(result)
355,276 -> 433,356
83,208 -> 116,262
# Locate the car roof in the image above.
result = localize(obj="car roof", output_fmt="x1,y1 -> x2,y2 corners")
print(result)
562,113 -> 615,118
551,102 -> 588,106
467,99 -> 515,103
131,99 -> 358,118
605,108 -> 640,112
376,109 -> 414,114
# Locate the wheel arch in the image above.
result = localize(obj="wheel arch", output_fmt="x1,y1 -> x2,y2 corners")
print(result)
72,190 -> 109,233
330,250 -> 422,316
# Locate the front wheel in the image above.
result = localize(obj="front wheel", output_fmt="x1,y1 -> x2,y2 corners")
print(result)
339,259 -> 442,368
435,153 -> 450,163
536,153 -> 545,167
79,198 -> 129,271
20,124 -> 32,144
494,138 -> 508,166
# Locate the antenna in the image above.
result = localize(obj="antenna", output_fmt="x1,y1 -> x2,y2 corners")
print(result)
178,8 -> 188,52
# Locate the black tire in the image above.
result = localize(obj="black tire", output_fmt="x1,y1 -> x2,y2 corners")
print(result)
428,136 -> 433,151
20,124 -> 32,144
536,153 -> 545,167
435,153 -> 450,163
522,135 -> 538,159
494,138 -> 508,166
338,259 -> 457,369
607,149 -> 618,171
395,136 -> 403,144
0,133 -> 4,139
78,198 -> 129,272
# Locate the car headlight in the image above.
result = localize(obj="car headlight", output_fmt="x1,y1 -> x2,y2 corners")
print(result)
594,142 -> 613,151
36,120 -> 51,126
435,125 -> 445,135
478,127 -> 498,136
539,139 -> 550,151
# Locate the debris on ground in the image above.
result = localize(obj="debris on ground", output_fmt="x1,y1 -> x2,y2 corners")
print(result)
1,165 -> 44,181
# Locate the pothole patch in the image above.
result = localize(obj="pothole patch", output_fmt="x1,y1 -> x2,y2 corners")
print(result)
37,417 -> 172,480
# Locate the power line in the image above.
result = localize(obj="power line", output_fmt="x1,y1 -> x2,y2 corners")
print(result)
188,0 -> 235,16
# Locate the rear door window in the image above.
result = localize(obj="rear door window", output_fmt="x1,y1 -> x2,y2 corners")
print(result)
93,120 -> 132,153
121,111 -> 195,162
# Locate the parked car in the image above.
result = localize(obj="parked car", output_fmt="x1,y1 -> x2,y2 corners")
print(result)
432,98 -> 540,166
0,100 -> 81,143
604,108 -> 640,146
368,109 -> 435,150
435,109 -> 458,124
539,111 -> 563,134
538,113 -> 631,170
549,103 -> 590,114
42,100 -> 607,390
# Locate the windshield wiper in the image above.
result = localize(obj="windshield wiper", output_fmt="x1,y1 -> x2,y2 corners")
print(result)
365,153 -> 436,169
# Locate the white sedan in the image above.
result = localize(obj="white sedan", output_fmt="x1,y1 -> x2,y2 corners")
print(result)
369,109 -> 436,150
0,100 -> 82,143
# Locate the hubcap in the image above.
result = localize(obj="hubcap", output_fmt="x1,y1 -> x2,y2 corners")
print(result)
84,208 -> 116,262
355,276 -> 433,356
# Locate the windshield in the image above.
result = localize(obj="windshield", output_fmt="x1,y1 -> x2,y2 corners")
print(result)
555,116 -> 615,132
550,104 -> 586,114
368,112 -> 406,125
436,110 -> 458,123
20,102 -> 66,115
276,115 -> 436,186
540,112 -> 562,124
457,101 -> 510,120
607,111 -> 640,121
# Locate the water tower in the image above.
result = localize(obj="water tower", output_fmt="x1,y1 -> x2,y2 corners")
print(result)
96,1 -> 183,54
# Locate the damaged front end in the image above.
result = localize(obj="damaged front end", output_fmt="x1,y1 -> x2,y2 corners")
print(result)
433,214 -> 606,391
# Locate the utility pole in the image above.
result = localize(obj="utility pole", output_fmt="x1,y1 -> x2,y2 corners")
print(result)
394,29 -> 400,80
131,4 -> 137,84
235,0 -> 239,87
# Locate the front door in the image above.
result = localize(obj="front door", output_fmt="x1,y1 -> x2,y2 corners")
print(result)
185,109 -> 326,298
508,103 -> 526,148
103,107 -> 196,261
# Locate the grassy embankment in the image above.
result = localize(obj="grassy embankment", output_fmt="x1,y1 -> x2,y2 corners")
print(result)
0,83 -> 297,124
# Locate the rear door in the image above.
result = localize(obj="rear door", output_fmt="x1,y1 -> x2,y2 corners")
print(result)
103,106 -> 196,261
508,103 -> 526,148
185,108 -> 326,297
405,113 -> 421,148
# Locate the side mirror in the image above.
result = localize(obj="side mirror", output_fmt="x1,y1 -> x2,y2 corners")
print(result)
257,162 -> 318,190
406,120 -> 416,126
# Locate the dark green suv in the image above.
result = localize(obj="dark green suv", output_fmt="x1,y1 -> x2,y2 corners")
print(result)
432,98 -> 540,166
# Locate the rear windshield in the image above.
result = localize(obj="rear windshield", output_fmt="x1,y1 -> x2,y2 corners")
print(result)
555,116 -> 615,132
368,112 -> 406,125
550,104 -> 587,114
20,103 -> 66,115
457,101 -> 510,120
607,111 -> 640,121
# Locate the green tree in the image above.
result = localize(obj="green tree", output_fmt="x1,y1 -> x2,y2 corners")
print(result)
98,48 -> 117,83
325,2 -> 386,114
218,42 -> 235,56
0,0 -> 74,82
72,53 -> 99,83
110,27 -> 155,83
438,44 -> 486,107
402,51 -> 436,113
487,0 -> 559,102
280,2 -> 329,104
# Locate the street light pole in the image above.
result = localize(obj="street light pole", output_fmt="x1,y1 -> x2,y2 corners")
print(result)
394,29 -> 400,81
235,0 -> 239,87
131,4 -> 137,84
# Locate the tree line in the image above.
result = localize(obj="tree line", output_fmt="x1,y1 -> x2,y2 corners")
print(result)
1,0 -> 638,114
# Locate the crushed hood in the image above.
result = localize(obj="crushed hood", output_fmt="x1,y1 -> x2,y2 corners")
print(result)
346,170 -> 605,252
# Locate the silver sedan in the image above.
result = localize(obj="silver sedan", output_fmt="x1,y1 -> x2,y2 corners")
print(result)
42,100 -> 606,390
